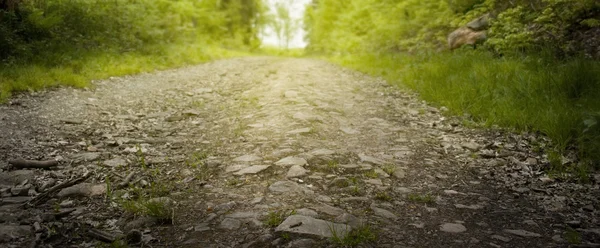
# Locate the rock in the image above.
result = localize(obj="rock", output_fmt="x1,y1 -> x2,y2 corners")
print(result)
454,204 -> 484,210
334,213 -> 364,228
59,200 -> 75,208
340,127 -> 359,134
57,183 -> 106,198
214,201 -> 236,213
269,181 -> 312,194
0,225 -> 32,242
233,155 -> 262,163
394,187 -> 412,194
461,142 -> 480,151
374,168 -> 390,178
503,229 -> 542,238
218,218 -> 241,230
312,204 -> 346,216
0,196 -> 31,205
364,179 -> 383,186
72,152 -> 101,162
491,235 -> 511,242
286,165 -> 308,178
225,212 -> 257,219
440,223 -> 467,233
295,208 -> 318,218
275,157 -> 307,167
275,215 -> 351,239
284,91 -> 298,98
308,149 -> 335,156
358,154 -> 385,165
0,171 -> 34,187
340,164 -> 360,169
225,164 -> 250,173
285,238 -> 317,248
392,168 -> 406,179
183,109 -> 201,116
103,158 -> 127,167
10,185 -> 30,196
370,206 -> 397,220
287,128 -> 311,134
234,165 -> 270,175
148,197 -> 174,208
194,223 -> 210,232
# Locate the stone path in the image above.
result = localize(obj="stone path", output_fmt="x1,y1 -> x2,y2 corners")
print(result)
0,57 -> 598,247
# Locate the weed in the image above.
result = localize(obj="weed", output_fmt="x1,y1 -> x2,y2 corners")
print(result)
122,198 -> 173,221
407,193 -> 435,204
281,232 -> 291,240
382,165 -> 395,175
264,210 -> 294,228
364,170 -> 379,179
375,192 -> 392,201
136,144 -> 146,169
327,160 -> 339,173
331,224 -> 377,247
565,227 -> 582,244
350,185 -> 363,196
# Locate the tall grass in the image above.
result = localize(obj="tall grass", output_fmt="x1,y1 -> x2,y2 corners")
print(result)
333,50 -> 600,168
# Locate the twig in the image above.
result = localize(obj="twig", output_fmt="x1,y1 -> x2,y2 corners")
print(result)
8,159 -> 58,169
88,228 -> 116,243
117,172 -> 136,189
23,172 -> 90,208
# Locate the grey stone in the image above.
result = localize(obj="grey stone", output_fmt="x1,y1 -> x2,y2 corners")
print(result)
334,213 -> 364,228
286,238 -> 317,248
340,127 -> 359,134
72,152 -> 101,162
57,183 -> 106,198
275,157 -> 307,167
440,223 -> 467,233
275,215 -> 351,239
284,91 -> 298,98
214,201 -> 236,213
233,154 -> 262,163
124,217 -> 158,231
286,165 -> 308,178
234,165 -> 270,175
225,212 -> 257,219
392,168 -> 406,179
394,187 -> 412,194
0,171 -> 34,187
454,204 -> 484,210
491,235 -> 511,242
370,206 -> 397,220
308,149 -> 335,156
225,164 -> 249,173
269,181 -> 312,194
312,204 -> 345,216
358,154 -> 385,165
503,229 -> 542,237
295,208 -> 318,218
461,142 -> 481,151
374,168 -> 390,178
218,218 -> 241,230
0,225 -> 32,242
364,179 -> 383,186
103,158 -> 127,167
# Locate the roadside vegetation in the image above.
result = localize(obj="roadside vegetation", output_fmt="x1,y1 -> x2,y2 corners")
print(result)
0,0 -> 267,101
304,0 -> 600,174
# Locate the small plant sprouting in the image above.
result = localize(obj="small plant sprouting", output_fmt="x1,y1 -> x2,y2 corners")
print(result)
264,209 -> 295,228
330,224 -> 377,246
375,192 -> 392,202
364,170 -> 378,179
136,144 -> 147,169
407,193 -> 435,204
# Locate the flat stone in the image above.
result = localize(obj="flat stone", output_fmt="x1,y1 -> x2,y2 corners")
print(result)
340,127 -> 359,134
0,225 -> 32,242
275,215 -> 351,239
394,187 -> 412,194
440,223 -> 467,233
308,149 -> 335,156
461,142 -> 480,151
0,171 -> 34,187
287,128 -> 311,134
233,154 -> 261,163
57,183 -> 106,198
0,197 -> 31,206
71,152 -> 101,162
286,165 -> 309,178
103,158 -> 127,167
218,218 -> 241,230
370,206 -> 397,220
503,229 -> 542,237
364,179 -> 383,186
284,91 -> 298,98
295,208 -> 318,218
275,156 -> 307,167
374,168 -> 390,178
491,235 -> 511,242
225,164 -> 249,173
312,204 -> 345,216
225,212 -> 257,219
340,164 -> 360,169
233,165 -> 270,175
455,204 -> 484,210
293,112 -> 322,122
334,213 -> 364,228
269,181 -> 312,194
358,154 -> 385,165
183,109 -> 201,116
341,197 -> 369,202
392,168 -> 406,179
286,238 -> 317,248
194,223 -> 210,232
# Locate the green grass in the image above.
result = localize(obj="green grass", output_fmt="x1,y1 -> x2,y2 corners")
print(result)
0,42 -> 247,102
264,210 -> 295,228
332,50 -> 600,172
331,224 -> 377,247
407,193 -> 435,204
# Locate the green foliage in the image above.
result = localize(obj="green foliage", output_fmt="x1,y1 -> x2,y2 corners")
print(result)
331,224 -> 377,247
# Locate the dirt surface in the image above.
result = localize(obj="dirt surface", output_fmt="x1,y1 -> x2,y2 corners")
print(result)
0,57 -> 599,248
